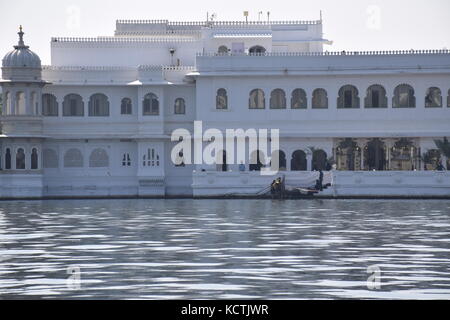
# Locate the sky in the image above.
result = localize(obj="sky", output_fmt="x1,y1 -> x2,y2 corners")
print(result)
0,0 -> 449,65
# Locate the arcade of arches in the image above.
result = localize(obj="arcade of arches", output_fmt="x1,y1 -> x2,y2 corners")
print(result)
210,138 -> 446,172
334,138 -> 440,171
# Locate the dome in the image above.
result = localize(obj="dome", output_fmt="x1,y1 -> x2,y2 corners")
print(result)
2,26 -> 41,69
3,47 -> 41,68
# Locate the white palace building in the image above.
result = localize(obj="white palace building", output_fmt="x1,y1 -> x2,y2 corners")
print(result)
1,19 -> 450,198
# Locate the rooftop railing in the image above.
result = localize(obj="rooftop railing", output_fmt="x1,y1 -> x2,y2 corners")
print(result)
115,19 -> 321,26
114,30 -> 202,36
42,65 -> 196,71
198,49 -> 450,57
51,37 -> 198,43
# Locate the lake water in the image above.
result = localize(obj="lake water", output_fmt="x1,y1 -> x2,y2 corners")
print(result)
0,199 -> 449,299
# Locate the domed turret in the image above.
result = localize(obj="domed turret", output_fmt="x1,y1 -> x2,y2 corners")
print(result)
1,26 -> 42,81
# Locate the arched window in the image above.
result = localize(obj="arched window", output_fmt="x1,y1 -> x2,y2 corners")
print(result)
31,148 -> 39,170
425,87 -> 442,108
63,94 -> 84,116
143,148 -> 160,167
249,150 -> 265,171
270,89 -> 286,109
312,149 -> 327,171
249,46 -> 266,55
271,150 -> 287,171
42,94 -> 58,116
15,91 -> 26,115
393,84 -> 415,108
16,148 -> 26,170
5,148 -> 11,170
312,89 -> 328,109
291,150 -> 307,171
365,85 -> 388,108
89,93 -> 109,116
216,89 -> 228,109
218,45 -> 228,54
249,89 -> 265,109
43,149 -> 58,168
174,98 -> 186,114
64,148 -> 83,168
143,93 -> 159,115
338,85 -> 360,108
89,148 -> 109,168
121,98 -> 132,115
291,89 -> 307,109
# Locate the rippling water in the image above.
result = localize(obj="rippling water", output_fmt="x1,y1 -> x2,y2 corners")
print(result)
0,199 -> 450,299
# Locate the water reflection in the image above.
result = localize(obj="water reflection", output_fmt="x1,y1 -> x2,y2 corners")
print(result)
0,199 -> 449,299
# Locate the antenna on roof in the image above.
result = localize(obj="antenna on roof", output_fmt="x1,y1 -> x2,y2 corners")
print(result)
243,11 -> 249,23
267,11 -> 270,23
320,10 -> 323,22
258,11 -> 263,22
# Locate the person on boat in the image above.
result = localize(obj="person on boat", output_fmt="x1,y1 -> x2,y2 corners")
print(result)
315,169 -> 324,191
271,177 -> 283,196
436,161 -> 445,171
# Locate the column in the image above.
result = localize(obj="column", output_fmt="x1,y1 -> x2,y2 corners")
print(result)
82,95 -> 90,117
386,140 -> 391,170
25,89 -> 32,115
10,90 -> 16,115
360,148 -> 364,171
286,149 -> 291,171
307,153 -> 312,171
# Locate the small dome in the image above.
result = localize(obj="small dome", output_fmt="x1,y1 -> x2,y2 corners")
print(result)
2,26 -> 41,69
2,47 -> 41,68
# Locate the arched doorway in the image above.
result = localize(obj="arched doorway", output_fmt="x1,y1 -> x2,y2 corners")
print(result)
312,149 -> 327,171
390,138 -> 416,171
291,150 -> 307,171
364,138 -> 386,170
271,150 -> 286,171
336,138 -> 360,171
249,150 -> 264,171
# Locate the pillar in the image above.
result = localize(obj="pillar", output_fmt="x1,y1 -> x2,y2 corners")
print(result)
307,153 -> 312,171
360,148 -> 364,171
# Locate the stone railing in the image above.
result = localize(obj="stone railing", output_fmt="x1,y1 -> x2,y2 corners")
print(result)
114,30 -> 202,36
42,65 -> 136,71
42,65 -> 196,72
51,37 -> 198,43
198,49 -> 450,57
116,19 -> 321,26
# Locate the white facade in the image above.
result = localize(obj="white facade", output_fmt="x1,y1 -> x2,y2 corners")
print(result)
1,20 -> 450,198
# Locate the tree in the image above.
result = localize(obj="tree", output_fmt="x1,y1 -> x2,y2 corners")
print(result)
434,137 -> 450,158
